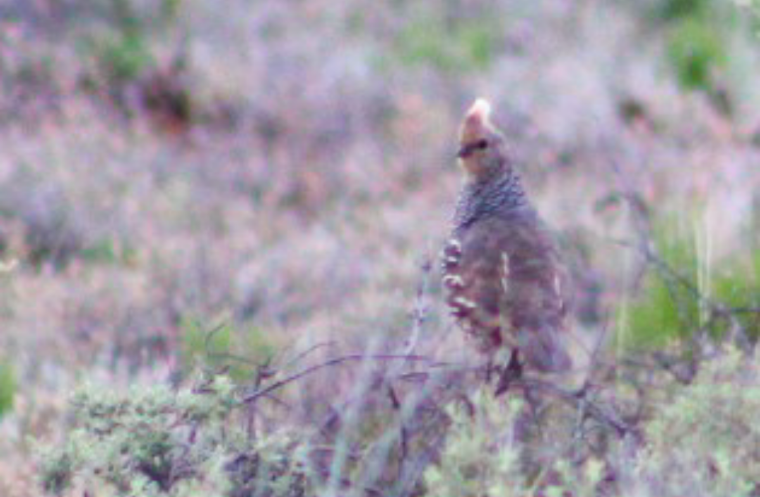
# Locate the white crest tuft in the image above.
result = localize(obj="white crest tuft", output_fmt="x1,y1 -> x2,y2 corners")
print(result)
466,98 -> 492,122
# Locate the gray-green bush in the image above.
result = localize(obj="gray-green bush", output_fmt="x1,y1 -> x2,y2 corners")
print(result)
636,348 -> 760,496
38,375 -> 311,497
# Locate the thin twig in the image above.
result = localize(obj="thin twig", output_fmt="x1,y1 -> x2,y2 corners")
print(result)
240,354 -> 437,405
514,378 -> 634,438
403,257 -> 432,359
278,340 -> 338,373
387,384 -> 409,463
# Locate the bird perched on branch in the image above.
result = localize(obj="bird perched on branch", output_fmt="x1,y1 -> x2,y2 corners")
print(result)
441,98 -> 572,392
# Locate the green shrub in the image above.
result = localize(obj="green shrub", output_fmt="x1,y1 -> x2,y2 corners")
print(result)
37,375 -> 312,497
666,17 -> 726,91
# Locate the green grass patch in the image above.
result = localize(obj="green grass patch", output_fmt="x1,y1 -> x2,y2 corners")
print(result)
617,217 -> 700,350
666,17 -> 726,91
0,361 -> 15,418
618,213 -> 760,351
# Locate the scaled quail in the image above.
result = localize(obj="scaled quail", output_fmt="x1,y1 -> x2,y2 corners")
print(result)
441,98 -> 572,384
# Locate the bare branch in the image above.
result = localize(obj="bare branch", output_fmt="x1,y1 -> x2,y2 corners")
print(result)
514,378 -> 634,439
240,354 -> 440,405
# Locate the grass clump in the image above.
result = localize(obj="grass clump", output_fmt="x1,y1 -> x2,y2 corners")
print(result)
618,216 -> 701,351
37,374 -> 311,497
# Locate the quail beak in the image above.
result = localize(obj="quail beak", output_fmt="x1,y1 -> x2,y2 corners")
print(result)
456,145 -> 468,160
456,143 -> 476,159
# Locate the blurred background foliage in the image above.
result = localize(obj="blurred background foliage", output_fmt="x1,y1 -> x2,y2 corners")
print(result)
1,0 -> 760,495
0,361 -> 15,420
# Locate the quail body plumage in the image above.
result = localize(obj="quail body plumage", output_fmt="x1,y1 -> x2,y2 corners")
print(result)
442,99 -> 572,374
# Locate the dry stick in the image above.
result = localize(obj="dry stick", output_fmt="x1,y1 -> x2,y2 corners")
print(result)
386,384 -> 408,462
514,378 -> 633,438
353,258 -> 436,492
413,363 -> 631,438
277,340 -> 339,373
394,362 -> 633,438
572,316 -> 613,443
239,341 -> 338,435
318,258 -> 433,428
393,257 -> 432,478
403,257 -> 432,359
240,354 -> 439,405
579,314 -> 612,393
389,381 -> 456,497
620,354 -> 696,386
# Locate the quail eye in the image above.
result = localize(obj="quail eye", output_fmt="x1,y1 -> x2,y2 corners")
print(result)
457,139 -> 490,159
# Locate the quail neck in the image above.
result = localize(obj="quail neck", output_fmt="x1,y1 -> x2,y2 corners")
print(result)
453,167 -> 530,234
